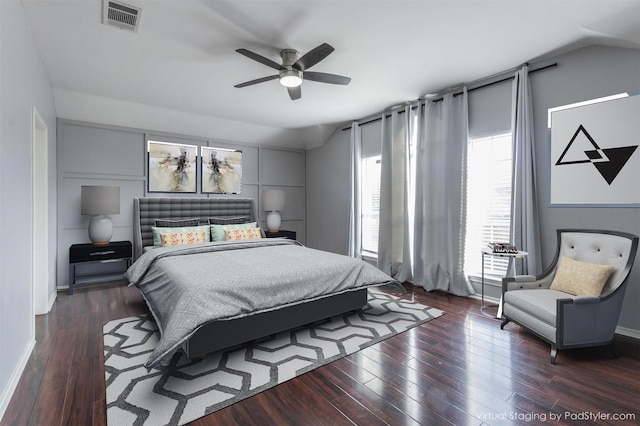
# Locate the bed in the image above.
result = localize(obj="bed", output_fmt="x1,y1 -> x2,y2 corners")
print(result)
128,197 -> 397,369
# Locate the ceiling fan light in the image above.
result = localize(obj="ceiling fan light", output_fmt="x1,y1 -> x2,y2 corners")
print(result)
279,69 -> 302,87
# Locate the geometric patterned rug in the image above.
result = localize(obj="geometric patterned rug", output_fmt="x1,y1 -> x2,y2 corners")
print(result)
103,288 -> 444,426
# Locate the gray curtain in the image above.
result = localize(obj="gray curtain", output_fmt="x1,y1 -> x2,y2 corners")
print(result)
413,91 -> 474,296
377,107 -> 412,282
510,66 -> 542,275
348,121 -> 362,258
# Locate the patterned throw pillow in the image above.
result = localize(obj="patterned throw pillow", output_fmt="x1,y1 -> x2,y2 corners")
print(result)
224,227 -> 262,241
152,225 -> 211,246
549,257 -> 615,296
160,231 -> 207,247
210,222 -> 257,241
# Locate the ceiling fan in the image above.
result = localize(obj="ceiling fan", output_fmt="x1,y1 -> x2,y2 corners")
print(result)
234,43 -> 351,100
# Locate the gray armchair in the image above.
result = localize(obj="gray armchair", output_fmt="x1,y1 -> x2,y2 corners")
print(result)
500,229 -> 638,364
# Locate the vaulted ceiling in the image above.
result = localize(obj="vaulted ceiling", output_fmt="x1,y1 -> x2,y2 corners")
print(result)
20,0 -> 640,147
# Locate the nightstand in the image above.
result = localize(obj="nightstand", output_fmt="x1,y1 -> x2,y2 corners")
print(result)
264,230 -> 297,240
69,241 -> 132,294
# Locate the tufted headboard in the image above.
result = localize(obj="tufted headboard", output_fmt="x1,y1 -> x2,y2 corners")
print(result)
133,197 -> 260,260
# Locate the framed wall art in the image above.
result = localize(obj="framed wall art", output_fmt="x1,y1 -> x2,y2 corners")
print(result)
549,92 -> 639,206
201,146 -> 243,194
147,140 -> 197,193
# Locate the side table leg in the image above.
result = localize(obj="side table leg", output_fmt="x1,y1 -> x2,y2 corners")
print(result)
481,252 -> 485,308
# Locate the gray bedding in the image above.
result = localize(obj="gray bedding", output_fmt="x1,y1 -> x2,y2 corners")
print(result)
125,238 -> 397,369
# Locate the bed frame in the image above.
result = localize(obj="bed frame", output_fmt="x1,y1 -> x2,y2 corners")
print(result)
133,197 -> 368,360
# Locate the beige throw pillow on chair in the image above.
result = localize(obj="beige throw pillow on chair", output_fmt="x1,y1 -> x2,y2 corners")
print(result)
550,256 -> 615,297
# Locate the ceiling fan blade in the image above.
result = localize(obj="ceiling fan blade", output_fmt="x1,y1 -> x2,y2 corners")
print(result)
293,43 -> 334,71
303,71 -> 351,85
234,75 -> 279,88
236,49 -> 284,71
287,86 -> 301,100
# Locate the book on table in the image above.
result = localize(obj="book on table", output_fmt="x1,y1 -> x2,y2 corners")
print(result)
487,242 -> 518,254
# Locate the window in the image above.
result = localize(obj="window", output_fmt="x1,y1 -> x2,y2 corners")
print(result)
361,155 -> 381,256
358,113 -> 417,259
464,133 -> 513,278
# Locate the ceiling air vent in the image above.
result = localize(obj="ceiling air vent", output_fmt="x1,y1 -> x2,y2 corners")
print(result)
103,0 -> 142,32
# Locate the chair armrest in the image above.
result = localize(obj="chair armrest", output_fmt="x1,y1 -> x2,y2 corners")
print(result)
556,296 -> 617,348
502,275 -> 543,294
514,275 -> 536,282
572,296 -> 600,305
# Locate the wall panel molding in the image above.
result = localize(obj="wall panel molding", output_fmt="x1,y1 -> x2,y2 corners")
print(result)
56,119 -> 305,288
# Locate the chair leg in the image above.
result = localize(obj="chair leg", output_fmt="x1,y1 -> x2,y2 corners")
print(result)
500,318 -> 510,329
550,345 -> 558,365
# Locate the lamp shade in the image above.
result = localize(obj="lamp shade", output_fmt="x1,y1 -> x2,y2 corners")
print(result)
81,186 -> 120,215
262,189 -> 285,212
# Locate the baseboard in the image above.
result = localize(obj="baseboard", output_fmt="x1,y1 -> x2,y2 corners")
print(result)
615,326 -> 640,340
0,338 -> 36,422
47,289 -> 57,312
469,293 -> 500,304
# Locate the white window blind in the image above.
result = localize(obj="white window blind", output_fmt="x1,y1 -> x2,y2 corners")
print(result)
464,133 -> 513,278
361,155 -> 381,256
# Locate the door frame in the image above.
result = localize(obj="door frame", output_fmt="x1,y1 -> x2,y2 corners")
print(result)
32,106 -> 50,315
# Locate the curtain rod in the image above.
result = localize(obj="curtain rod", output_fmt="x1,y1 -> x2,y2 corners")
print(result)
432,62 -> 558,102
342,62 -> 558,131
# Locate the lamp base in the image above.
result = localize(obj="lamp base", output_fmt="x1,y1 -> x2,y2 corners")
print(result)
88,215 -> 113,245
266,211 -> 281,232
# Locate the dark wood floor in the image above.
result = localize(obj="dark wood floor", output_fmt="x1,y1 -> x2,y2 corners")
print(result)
2,282 -> 639,426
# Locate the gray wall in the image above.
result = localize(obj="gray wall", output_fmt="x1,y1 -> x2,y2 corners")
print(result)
306,44 -> 640,334
306,119 -> 383,255
531,45 -> 640,333
57,120 -> 305,288
306,126 -> 351,255
0,0 -> 58,417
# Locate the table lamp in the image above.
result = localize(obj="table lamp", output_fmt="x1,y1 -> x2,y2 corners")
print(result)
262,189 -> 285,232
81,185 -> 120,245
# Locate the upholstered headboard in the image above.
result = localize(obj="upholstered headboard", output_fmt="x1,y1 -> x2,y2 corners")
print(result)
133,197 -> 260,260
